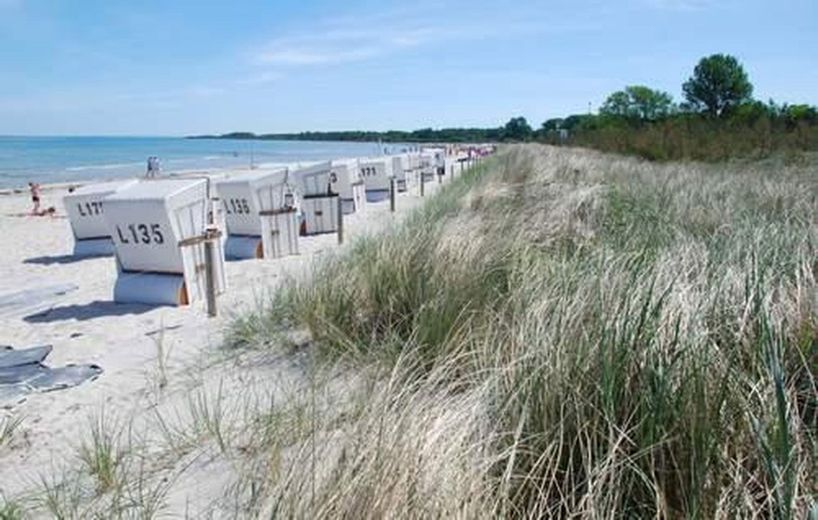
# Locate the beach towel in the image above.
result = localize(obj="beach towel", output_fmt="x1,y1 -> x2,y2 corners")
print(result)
0,344 -> 103,406
0,345 -> 53,369
26,364 -> 103,392
0,363 -> 49,385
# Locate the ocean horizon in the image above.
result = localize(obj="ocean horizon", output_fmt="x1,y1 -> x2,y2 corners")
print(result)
0,136 -> 398,190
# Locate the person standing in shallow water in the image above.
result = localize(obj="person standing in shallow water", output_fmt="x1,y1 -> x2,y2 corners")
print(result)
28,182 -> 41,215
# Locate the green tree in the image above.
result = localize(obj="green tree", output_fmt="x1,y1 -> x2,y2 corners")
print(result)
503,117 -> 534,141
682,54 -> 753,117
562,114 -> 598,132
786,104 -> 818,123
600,86 -> 674,121
541,118 -> 564,132
600,91 -> 632,118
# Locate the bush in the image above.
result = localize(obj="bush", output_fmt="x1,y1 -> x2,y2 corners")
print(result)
566,113 -> 818,162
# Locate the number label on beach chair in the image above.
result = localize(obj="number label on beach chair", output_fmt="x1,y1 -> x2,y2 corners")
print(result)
223,198 -> 251,215
114,223 -> 165,245
76,201 -> 104,217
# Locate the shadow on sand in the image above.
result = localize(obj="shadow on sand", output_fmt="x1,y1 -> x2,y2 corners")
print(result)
24,254 -> 108,266
24,300 -> 159,323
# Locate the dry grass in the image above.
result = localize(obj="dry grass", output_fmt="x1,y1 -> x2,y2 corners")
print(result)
231,145 -> 818,518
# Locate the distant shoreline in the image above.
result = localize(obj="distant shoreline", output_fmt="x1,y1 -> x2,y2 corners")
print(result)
0,166 -> 248,197
188,129 -> 501,144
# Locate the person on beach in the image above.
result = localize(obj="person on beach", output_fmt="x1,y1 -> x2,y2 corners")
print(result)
146,156 -> 161,178
35,206 -> 57,217
28,182 -> 41,215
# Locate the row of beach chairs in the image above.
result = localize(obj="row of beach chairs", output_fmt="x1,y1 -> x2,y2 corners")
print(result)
61,147 -> 491,308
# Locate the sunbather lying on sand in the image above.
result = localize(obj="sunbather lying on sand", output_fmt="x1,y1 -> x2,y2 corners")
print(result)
6,206 -> 59,218
33,206 -> 58,217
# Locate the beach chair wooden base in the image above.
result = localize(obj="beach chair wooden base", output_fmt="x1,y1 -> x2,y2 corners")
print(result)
365,189 -> 390,203
225,235 -> 264,260
113,272 -> 188,306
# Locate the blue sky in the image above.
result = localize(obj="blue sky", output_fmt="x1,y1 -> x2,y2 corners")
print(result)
0,0 -> 816,135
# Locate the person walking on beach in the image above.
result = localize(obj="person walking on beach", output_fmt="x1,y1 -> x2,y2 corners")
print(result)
146,156 -> 161,178
28,182 -> 41,215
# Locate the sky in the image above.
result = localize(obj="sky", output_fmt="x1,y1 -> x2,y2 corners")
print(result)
0,0 -> 816,136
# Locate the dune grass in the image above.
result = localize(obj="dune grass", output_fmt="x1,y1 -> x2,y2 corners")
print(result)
77,411 -> 127,495
231,145 -> 818,517
0,496 -> 24,520
0,413 -> 21,449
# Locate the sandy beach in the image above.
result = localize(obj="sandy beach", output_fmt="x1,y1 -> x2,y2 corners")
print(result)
0,168 -> 444,513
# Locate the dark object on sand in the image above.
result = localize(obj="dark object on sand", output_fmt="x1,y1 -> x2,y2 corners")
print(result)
0,362 -> 49,385
0,345 -> 52,369
26,364 -> 102,392
0,344 -> 102,406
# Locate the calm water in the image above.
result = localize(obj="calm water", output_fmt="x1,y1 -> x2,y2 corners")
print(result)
0,136 -> 396,189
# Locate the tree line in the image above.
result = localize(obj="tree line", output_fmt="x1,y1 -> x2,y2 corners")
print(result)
191,54 -> 817,161
507,54 -> 818,161
190,128 -> 504,144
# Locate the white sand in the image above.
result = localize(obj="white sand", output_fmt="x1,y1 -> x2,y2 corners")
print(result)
0,171 -> 450,511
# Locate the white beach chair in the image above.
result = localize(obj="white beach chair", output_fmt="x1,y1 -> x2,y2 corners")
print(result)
63,179 -> 138,257
359,157 -> 394,203
103,178 -> 226,306
293,161 -> 341,235
215,168 -> 299,260
390,154 -> 411,192
331,159 -> 367,214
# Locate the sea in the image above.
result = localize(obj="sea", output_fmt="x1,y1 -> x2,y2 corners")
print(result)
0,136 -> 399,190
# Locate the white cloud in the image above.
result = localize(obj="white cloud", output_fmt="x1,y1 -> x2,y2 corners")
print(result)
257,47 -> 381,65
249,7 -> 563,68
253,22 -> 434,67
643,0 -> 719,11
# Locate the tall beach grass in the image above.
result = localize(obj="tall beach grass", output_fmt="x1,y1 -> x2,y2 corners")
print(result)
232,144 -> 818,517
